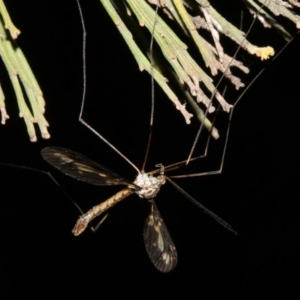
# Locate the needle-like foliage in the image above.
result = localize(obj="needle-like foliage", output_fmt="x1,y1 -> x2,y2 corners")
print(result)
0,0 -> 50,141
0,0 -> 299,140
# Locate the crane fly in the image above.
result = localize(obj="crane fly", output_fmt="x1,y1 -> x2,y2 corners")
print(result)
41,146 -> 236,272
39,0 -> 278,272
38,0 -> 284,272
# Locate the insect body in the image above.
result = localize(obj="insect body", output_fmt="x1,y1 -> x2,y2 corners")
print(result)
41,147 -> 176,271
41,146 -> 234,272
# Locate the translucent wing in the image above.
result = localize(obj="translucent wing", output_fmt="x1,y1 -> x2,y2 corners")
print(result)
41,147 -> 138,188
144,201 -> 178,272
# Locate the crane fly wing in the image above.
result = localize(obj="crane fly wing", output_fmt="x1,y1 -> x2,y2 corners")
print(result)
144,201 -> 178,272
41,147 -> 138,188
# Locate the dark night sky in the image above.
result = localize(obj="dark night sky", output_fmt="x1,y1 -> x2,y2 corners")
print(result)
0,1 -> 300,299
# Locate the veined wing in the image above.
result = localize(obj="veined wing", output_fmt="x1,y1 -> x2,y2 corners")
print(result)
41,147 -> 138,188
144,201 -> 177,273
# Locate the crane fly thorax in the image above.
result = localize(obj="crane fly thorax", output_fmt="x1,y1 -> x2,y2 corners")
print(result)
134,172 -> 166,199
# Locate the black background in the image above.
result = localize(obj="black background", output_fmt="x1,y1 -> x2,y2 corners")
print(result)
0,1 -> 299,299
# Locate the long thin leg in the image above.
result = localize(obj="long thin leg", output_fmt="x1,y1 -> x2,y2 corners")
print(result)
166,176 -> 237,234
168,35 -> 292,180
165,0 -> 284,180
76,0 -> 140,174
169,103 -> 233,179
185,0 -> 270,165
141,4 -> 159,172
149,104 -> 218,176
0,162 -> 84,214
